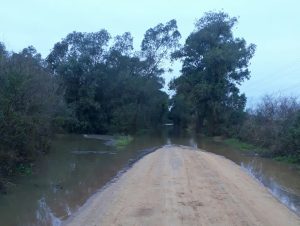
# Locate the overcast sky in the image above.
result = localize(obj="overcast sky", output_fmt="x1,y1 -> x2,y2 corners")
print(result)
1,0 -> 299,106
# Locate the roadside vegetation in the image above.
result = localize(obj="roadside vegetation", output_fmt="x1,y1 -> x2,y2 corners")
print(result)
0,45 -> 62,191
237,95 -> 300,163
219,96 -> 300,165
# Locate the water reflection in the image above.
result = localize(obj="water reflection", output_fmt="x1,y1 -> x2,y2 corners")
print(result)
0,129 -> 299,225
241,162 -> 300,213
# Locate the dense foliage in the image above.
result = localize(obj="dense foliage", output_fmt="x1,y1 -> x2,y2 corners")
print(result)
0,21 -> 180,190
169,12 -> 255,135
238,95 -> 300,162
168,12 -> 299,162
47,20 -> 180,133
0,44 -> 63,189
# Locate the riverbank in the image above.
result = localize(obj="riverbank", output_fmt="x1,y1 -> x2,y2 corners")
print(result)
64,146 -> 300,226
220,137 -> 300,165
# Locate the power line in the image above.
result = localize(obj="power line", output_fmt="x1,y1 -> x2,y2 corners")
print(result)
244,61 -> 300,90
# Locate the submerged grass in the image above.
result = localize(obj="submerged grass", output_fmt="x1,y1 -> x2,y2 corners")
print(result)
273,155 -> 300,165
16,163 -> 33,176
223,138 -> 268,154
115,135 -> 133,149
223,138 -> 300,166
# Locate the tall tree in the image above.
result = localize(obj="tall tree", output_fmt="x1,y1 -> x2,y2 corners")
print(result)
46,21 -> 180,133
0,44 -> 62,186
170,12 -> 255,135
141,19 -> 181,78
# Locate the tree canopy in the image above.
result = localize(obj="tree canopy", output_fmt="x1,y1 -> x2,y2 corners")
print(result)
0,44 -> 62,187
170,12 -> 256,135
46,20 -> 180,134
0,20 -> 181,189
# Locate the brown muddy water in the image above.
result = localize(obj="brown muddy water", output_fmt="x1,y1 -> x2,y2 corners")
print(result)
1,129 -> 300,226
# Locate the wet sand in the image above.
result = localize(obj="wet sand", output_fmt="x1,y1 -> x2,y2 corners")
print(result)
64,146 -> 300,226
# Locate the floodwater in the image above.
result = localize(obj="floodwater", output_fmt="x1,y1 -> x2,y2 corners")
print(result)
0,129 -> 300,226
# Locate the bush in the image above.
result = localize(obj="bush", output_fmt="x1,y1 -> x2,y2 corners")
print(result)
238,95 -> 300,161
0,44 -> 62,190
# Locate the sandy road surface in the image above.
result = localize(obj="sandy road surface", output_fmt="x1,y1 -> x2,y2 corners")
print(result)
64,146 -> 300,226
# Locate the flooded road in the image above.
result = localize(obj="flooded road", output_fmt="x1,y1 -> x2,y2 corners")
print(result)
64,146 -> 300,226
1,129 -> 300,226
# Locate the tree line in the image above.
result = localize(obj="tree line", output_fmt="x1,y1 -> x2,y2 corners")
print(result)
1,11 -> 299,191
0,19 -> 180,190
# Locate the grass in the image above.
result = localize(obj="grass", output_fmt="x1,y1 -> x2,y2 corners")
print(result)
16,163 -> 33,176
224,138 -> 256,151
223,138 -> 267,154
223,138 -> 300,166
273,155 -> 300,165
115,135 -> 133,149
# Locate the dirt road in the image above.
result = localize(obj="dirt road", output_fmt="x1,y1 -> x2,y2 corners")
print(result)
64,146 -> 300,226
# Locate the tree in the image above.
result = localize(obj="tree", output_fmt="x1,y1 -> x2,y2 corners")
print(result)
110,32 -> 134,56
46,21 -> 180,134
46,30 -> 112,132
170,11 -> 255,135
0,44 -> 62,189
141,19 -> 181,78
